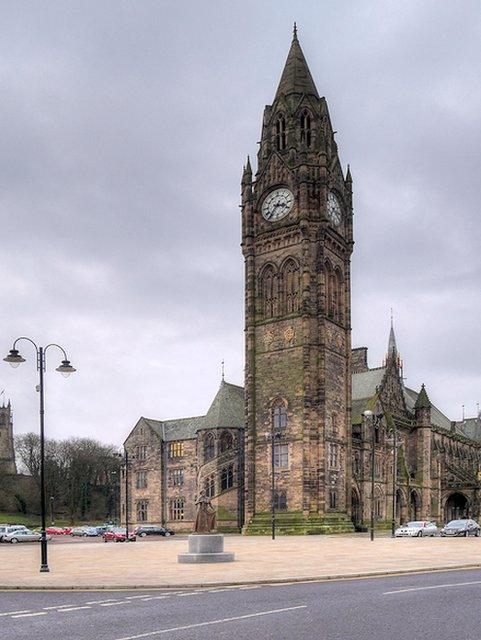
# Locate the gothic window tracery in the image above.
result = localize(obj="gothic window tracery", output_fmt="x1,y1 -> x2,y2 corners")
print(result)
204,432 -> 215,461
260,264 -> 278,319
324,261 -> 344,322
281,258 -> 300,314
272,402 -> 288,430
220,465 -> 234,491
204,474 -> 215,498
276,114 -> 286,151
300,109 -> 312,147
219,430 -> 234,453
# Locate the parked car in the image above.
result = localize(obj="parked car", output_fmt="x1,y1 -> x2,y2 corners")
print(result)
102,527 -> 136,543
441,519 -> 481,537
46,526 -> 68,535
70,526 -> 100,537
134,525 -> 175,537
0,525 -> 28,542
3,529 -> 52,544
394,521 -> 439,537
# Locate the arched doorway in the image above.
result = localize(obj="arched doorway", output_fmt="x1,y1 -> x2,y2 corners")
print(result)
410,490 -> 421,520
351,487 -> 362,530
396,489 -> 407,524
444,493 -> 469,522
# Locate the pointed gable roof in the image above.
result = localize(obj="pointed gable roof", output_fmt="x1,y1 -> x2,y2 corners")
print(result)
202,381 -> 244,430
415,384 -> 432,410
274,28 -> 319,101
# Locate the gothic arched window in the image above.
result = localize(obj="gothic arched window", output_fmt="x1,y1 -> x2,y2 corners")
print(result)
325,261 -> 334,319
220,465 -> 234,491
300,109 -> 312,147
219,430 -> 233,453
204,474 -> 215,498
274,490 -> 287,511
281,258 -> 300,314
272,402 -> 288,430
260,264 -> 278,319
276,115 -> 286,151
204,432 -> 215,461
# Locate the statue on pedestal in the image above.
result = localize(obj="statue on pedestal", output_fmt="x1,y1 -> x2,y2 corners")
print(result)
194,490 -> 217,534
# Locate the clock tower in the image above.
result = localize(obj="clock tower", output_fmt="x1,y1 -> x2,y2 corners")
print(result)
242,27 -> 354,534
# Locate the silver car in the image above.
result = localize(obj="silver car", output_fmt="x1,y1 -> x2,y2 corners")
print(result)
2,528 -> 51,544
394,521 -> 439,537
0,525 -> 28,542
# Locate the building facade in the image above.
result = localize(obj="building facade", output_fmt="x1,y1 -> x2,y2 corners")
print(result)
122,30 -> 481,533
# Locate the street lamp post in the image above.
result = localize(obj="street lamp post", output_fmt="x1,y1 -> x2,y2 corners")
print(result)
386,423 -> 400,537
4,337 -> 76,573
117,449 -> 135,540
363,410 -> 383,542
265,429 -> 281,540
50,496 -> 55,526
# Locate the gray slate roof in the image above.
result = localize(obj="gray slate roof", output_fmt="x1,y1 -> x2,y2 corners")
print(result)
454,417 -> 481,442
274,32 -> 319,100
352,367 -> 385,401
139,381 -> 244,442
403,387 -> 452,431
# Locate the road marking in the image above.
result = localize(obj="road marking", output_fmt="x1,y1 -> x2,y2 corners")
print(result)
140,596 -> 170,601
12,612 -> 48,618
58,606 -> 92,612
177,592 -> 205,597
43,604 -> 75,610
86,598 -> 119,604
384,580 -> 481,595
0,610 -> 31,617
125,595 -> 156,600
203,588 -> 231,593
239,586 -> 260,590
100,601 -> 130,607
114,605 -> 307,640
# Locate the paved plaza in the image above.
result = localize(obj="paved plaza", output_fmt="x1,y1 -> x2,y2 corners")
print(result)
2,534 -> 481,589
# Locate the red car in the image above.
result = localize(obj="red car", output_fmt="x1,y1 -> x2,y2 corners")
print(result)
102,527 -> 136,543
46,526 -> 70,535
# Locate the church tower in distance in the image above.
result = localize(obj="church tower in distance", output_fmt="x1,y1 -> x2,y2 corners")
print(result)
242,27 -> 354,534
0,400 -> 17,476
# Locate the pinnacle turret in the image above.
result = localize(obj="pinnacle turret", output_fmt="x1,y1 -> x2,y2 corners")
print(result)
274,26 -> 319,101
415,384 -> 432,410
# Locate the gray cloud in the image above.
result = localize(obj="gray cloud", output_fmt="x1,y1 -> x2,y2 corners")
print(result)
1,0 -> 480,444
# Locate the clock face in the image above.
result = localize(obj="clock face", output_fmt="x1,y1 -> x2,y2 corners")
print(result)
261,188 -> 294,222
327,191 -> 343,227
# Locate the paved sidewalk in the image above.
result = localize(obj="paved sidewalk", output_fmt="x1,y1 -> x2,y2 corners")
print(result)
2,535 -> 481,589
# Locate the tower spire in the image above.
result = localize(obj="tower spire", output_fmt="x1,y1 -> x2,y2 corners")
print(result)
274,27 -> 319,100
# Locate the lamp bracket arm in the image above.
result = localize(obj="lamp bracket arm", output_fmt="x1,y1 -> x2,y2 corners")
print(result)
13,336 -> 39,354
44,343 -> 68,360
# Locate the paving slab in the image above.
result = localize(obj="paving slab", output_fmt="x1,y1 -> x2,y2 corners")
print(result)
1,535 -> 481,589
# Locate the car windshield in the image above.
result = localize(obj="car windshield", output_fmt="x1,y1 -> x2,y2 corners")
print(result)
112,528 -> 126,533
406,522 -> 424,528
448,520 -> 466,526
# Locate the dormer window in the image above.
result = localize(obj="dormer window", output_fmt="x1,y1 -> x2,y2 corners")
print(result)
276,115 -> 286,151
300,110 -> 311,147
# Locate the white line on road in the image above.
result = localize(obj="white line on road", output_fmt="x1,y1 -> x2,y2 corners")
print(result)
58,606 -> 92,612
12,612 -> 48,618
176,592 -> 205,597
114,605 -> 307,640
43,604 -> 75,610
238,586 -> 260,590
384,580 -> 481,595
125,595 -> 157,600
100,601 -> 130,607
140,596 -> 170,601
0,610 -> 31,617
86,599 -> 120,604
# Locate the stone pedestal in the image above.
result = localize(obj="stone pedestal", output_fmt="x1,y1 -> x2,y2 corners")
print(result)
177,534 -> 235,563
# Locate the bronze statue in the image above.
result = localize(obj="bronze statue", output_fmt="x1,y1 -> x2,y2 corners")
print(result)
194,490 -> 217,534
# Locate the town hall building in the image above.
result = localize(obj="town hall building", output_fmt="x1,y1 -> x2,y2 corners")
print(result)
122,28 -> 481,533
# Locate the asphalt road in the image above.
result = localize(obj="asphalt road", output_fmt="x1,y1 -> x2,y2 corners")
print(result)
2,568 -> 481,639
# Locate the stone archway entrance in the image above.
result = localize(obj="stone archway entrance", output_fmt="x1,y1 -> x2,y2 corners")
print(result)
444,492 -> 469,522
351,488 -> 362,530
396,489 -> 407,524
409,490 -> 421,521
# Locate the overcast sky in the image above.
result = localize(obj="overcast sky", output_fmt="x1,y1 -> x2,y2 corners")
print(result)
1,0 -> 480,445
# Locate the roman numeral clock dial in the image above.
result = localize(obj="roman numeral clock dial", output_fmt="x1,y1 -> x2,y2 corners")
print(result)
261,188 -> 294,222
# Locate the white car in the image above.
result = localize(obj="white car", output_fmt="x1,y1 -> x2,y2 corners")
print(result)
394,521 -> 439,537
0,525 -> 28,542
2,529 -> 51,544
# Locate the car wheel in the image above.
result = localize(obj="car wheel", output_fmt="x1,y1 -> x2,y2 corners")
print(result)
10,538 -> 18,544
464,531 -> 469,537
476,530 -> 480,537
140,532 -> 147,537
164,532 -> 171,537
417,531 -> 423,537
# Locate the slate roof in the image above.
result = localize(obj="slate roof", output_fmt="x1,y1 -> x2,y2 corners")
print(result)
403,387 -> 452,431
137,381 -> 244,443
352,367 -> 385,401
454,417 -> 481,442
